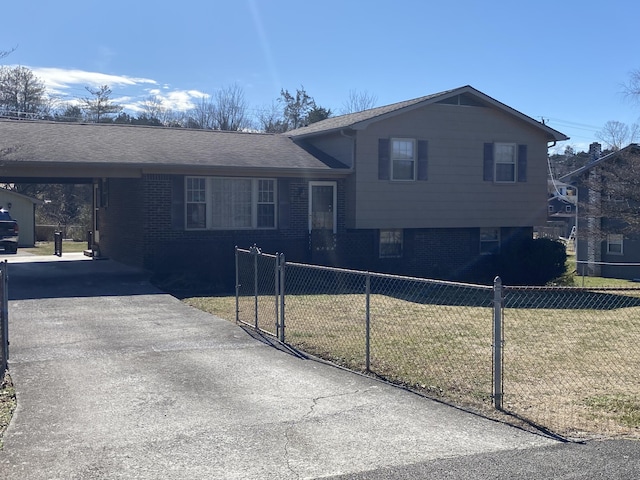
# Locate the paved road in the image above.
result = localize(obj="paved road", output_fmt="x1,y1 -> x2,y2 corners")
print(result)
0,255 -> 638,479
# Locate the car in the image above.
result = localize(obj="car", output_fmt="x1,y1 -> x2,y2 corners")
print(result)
0,209 -> 19,253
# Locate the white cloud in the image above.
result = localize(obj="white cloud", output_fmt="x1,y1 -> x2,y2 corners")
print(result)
29,67 -> 157,93
19,66 -> 209,113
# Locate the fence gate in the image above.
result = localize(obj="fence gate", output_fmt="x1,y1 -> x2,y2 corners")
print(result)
235,246 -> 285,340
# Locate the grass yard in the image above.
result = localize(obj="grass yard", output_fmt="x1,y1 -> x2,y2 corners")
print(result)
22,241 -> 88,256
0,372 -> 15,448
184,287 -> 640,439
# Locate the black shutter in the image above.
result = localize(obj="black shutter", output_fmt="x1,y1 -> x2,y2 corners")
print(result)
517,144 -> 528,182
417,140 -> 429,181
171,176 -> 185,230
278,179 -> 290,230
483,143 -> 494,181
378,138 -> 390,180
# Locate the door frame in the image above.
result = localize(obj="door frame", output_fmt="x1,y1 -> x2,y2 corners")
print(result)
308,181 -> 337,234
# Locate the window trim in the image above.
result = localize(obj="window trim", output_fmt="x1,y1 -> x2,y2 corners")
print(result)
606,234 -> 624,255
379,229 -> 403,258
494,143 -> 517,183
184,176 -> 277,231
390,138 -> 416,181
480,227 -> 500,255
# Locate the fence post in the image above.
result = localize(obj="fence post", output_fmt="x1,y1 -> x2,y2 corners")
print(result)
365,272 -> 371,372
274,252 -> 280,338
235,246 -> 239,324
279,253 -> 286,343
250,244 -> 261,329
492,276 -> 503,410
1,261 -> 8,374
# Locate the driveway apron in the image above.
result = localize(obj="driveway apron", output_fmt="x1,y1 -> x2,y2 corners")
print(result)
0,255 -> 556,479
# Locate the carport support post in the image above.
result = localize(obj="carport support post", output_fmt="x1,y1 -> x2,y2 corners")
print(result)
1,261 -> 7,371
492,276 -> 504,410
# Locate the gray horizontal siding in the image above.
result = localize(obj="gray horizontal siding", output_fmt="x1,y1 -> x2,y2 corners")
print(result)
349,103 -> 549,229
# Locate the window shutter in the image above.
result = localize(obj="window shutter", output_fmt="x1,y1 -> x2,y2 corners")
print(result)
378,138 -> 390,180
517,144 -> 527,182
483,143 -> 494,181
171,176 -> 185,230
278,179 -> 290,230
417,140 -> 429,181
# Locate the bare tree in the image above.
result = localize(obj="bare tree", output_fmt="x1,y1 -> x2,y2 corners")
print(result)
213,83 -> 251,131
81,85 -> 122,123
581,147 -> 640,236
186,95 -> 216,129
257,102 -> 287,133
341,89 -> 378,114
0,65 -> 48,117
596,120 -> 639,151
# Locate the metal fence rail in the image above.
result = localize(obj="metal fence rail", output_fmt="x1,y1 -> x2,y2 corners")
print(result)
235,246 -> 640,438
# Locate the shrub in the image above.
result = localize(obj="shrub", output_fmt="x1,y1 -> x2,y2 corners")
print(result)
495,237 -> 567,285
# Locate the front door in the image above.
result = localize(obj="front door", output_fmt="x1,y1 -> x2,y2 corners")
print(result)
309,182 -> 336,251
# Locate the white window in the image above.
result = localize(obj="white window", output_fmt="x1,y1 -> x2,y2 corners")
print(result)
186,177 -> 276,230
607,234 -> 623,255
380,229 -> 403,258
480,227 -> 500,254
494,143 -> 517,183
186,177 -> 207,229
391,138 -> 416,181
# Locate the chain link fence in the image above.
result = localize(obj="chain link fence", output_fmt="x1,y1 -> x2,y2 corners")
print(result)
502,285 -> 640,438
235,246 -> 640,439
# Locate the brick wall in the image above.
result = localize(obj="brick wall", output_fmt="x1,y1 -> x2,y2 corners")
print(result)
100,173 -> 530,289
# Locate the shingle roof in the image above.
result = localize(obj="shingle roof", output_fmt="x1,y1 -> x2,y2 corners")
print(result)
0,120 -> 348,173
284,90 -> 454,137
286,85 -> 569,142
559,143 -> 640,181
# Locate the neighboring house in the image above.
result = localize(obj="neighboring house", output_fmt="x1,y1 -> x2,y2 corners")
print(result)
0,188 -> 42,246
0,85 -> 567,287
541,179 -> 577,246
560,143 -> 640,279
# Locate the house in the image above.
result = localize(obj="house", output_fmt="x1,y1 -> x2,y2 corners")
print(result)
0,188 -> 42,247
539,178 -> 577,248
0,85 -> 567,287
560,143 -> 640,279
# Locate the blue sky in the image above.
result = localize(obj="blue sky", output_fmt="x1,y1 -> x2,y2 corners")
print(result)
2,0 -> 640,152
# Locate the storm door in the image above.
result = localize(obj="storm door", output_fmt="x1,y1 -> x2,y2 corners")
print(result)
309,181 -> 336,251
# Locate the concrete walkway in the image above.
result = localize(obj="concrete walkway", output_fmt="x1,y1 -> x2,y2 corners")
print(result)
0,255 -> 636,479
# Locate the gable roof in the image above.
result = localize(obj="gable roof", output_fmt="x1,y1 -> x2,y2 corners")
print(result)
560,143 -> 640,182
0,120 -> 349,176
0,187 -> 43,205
285,85 -> 569,142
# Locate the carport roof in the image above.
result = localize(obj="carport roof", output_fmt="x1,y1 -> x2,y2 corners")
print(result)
0,119 -> 349,177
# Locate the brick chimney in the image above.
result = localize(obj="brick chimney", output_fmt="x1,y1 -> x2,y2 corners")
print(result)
588,142 -> 602,162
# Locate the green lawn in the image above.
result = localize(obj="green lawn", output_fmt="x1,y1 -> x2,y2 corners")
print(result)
22,241 -> 88,256
184,287 -> 640,439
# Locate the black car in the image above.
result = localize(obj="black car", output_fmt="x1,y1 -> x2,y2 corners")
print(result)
0,209 -> 19,253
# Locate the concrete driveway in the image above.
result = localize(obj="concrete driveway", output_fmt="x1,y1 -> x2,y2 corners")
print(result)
0,254 -> 637,479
